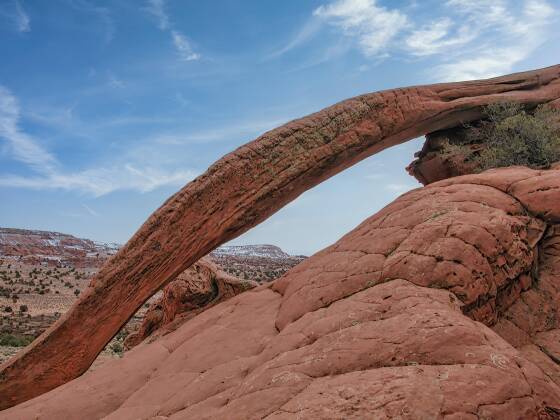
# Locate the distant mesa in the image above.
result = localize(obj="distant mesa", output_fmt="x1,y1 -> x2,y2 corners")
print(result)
212,244 -> 295,259
0,227 -> 303,281
0,227 -> 119,269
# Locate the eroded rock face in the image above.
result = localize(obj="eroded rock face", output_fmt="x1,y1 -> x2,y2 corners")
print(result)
406,126 -> 483,185
1,65 -> 560,410
124,258 -> 257,349
407,103 -> 560,186
3,166 -> 560,419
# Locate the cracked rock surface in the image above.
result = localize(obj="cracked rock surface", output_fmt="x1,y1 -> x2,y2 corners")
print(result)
2,65 -> 560,410
3,166 -> 560,419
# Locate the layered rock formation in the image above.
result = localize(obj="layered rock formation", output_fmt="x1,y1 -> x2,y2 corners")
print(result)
3,166 -> 560,419
1,65 -> 560,411
0,227 -> 118,268
123,258 -> 257,349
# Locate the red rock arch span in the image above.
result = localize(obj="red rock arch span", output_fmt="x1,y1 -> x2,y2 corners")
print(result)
1,65 -> 559,409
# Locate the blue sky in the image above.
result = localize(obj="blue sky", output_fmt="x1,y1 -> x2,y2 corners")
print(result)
0,0 -> 559,255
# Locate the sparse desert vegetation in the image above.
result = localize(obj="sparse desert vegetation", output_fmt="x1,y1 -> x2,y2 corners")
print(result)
0,233 -> 303,367
439,102 -> 560,171
0,256 -> 144,365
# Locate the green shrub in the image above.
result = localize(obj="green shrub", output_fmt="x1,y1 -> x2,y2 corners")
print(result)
0,333 -> 33,347
115,329 -> 129,341
463,102 -> 560,170
110,341 -> 123,355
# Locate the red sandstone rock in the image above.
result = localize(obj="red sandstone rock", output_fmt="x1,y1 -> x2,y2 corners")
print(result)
2,166 -> 560,418
124,258 -> 257,349
407,102 -> 560,186
1,65 -> 560,411
406,127 -> 482,185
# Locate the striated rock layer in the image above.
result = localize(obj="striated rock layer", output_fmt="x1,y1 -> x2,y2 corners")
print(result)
2,166 -> 560,419
1,65 -> 560,410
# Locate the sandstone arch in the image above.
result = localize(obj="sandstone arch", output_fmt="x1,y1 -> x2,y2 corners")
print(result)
3,165 -> 560,418
1,65 -> 559,409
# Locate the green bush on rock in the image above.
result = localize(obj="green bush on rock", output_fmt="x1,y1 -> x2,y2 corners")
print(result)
0,333 -> 34,347
441,102 -> 560,171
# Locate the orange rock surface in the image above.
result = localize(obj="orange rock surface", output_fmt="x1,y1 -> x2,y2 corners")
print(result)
1,65 -> 560,414
2,166 -> 560,419
124,258 -> 257,349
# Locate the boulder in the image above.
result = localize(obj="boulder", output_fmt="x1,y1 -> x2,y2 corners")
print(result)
124,258 -> 257,349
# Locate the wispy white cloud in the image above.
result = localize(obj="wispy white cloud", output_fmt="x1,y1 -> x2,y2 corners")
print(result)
0,85 -> 197,196
433,0 -> 557,80
171,30 -> 200,61
154,117 -> 289,145
313,0 -> 408,57
266,17 -> 323,59
25,102 -> 177,144
81,203 -> 98,217
14,0 -> 30,32
175,92 -> 189,107
290,0 -> 557,81
107,72 -> 125,88
0,86 -> 56,172
0,165 -> 196,197
405,18 -> 475,56
145,0 -> 169,30
0,0 -> 31,33
144,0 -> 201,62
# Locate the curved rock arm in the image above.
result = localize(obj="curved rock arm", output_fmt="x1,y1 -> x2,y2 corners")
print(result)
2,166 -> 560,419
1,65 -> 559,409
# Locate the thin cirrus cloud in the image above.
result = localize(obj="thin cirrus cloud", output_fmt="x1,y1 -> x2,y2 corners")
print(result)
0,0 -> 31,32
0,166 -> 197,197
81,203 -> 99,217
266,17 -> 323,59
153,117 -> 289,145
431,0 -> 557,81
145,0 -> 169,30
313,0 -> 409,57
276,0 -> 557,81
405,17 -> 476,57
0,86 -> 197,197
171,30 -> 201,61
145,0 -> 200,62
0,86 -> 56,172
14,0 -> 30,32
